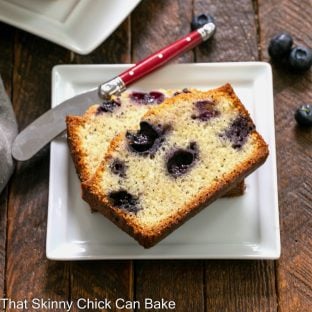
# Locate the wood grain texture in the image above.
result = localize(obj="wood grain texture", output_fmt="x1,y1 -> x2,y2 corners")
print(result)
0,23 -> 14,94
69,17 -> 134,311
135,261 -> 204,312
194,0 -> 259,62
71,261 -> 133,312
258,0 -> 312,311
0,21 -> 15,300
0,190 -> 8,299
6,30 -> 70,304
205,261 -> 277,312
131,0 -> 194,63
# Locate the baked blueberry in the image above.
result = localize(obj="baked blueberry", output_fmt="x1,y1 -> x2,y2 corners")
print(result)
191,14 -> 215,30
221,116 -> 255,149
295,104 -> 312,126
130,91 -> 165,105
96,99 -> 120,114
189,141 -> 198,151
268,33 -> 293,59
167,143 -> 198,178
149,91 -> 165,104
192,100 -> 220,121
110,159 -> 126,177
126,122 -> 165,154
109,190 -> 140,213
173,88 -> 191,96
288,46 -> 312,72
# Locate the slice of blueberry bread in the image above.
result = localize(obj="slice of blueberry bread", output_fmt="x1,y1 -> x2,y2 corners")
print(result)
66,88 -> 245,196
82,84 -> 269,248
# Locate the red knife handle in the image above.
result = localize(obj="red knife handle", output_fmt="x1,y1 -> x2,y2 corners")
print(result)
120,30 -> 203,85
98,22 -> 215,99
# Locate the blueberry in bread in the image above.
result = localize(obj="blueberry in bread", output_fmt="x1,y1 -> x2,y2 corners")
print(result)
66,88 -> 245,195
82,84 -> 269,248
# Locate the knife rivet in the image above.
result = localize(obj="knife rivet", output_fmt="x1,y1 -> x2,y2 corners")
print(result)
158,53 -> 164,59
129,71 -> 134,76
186,37 -> 191,42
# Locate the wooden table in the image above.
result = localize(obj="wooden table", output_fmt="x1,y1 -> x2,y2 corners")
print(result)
0,0 -> 311,311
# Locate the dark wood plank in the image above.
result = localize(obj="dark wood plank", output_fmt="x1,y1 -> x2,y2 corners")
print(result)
71,261 -> 133,312
194,0 -> 259,62
0,190 -> 8,299
0,22 -> 15,299
131,0 -> 194,63
135,261 -> 204,312
6,30 -> 70,303
205,261 -> 277,311
69,19 -> 134,312
194,0 -> 278,311
258,0 -> 312,311
0,22 -> 14,94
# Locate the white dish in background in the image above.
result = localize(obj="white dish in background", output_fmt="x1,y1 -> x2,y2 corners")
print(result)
47,63 -> 280,260
0,0 -> 141,54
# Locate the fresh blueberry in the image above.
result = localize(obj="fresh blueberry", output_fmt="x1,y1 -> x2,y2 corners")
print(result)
288,46 -> 312,72
130,91 -> 165,105
167,143 -> 198,178
268,33 -> 293,59
295,104 -> 312,126
96,99 -> 120,114
126,122 -> 165,154
109,190 -> 140,213
110,159 -> 126,177
191,14 -> 215,30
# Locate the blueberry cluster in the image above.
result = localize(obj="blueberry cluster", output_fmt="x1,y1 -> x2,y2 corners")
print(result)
268,32 -> 312,72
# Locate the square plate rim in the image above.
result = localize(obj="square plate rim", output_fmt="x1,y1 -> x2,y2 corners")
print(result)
47,62 -> 280,260
0,0 -> 141,54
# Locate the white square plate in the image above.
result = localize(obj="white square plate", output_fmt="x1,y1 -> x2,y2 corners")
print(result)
0,0 -> 141,54
47,63 -> 280,260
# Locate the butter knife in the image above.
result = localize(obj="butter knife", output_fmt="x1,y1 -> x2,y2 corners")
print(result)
12,22 -> 216,161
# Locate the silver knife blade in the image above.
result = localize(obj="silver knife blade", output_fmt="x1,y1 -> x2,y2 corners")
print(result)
11,88 -> 98,161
